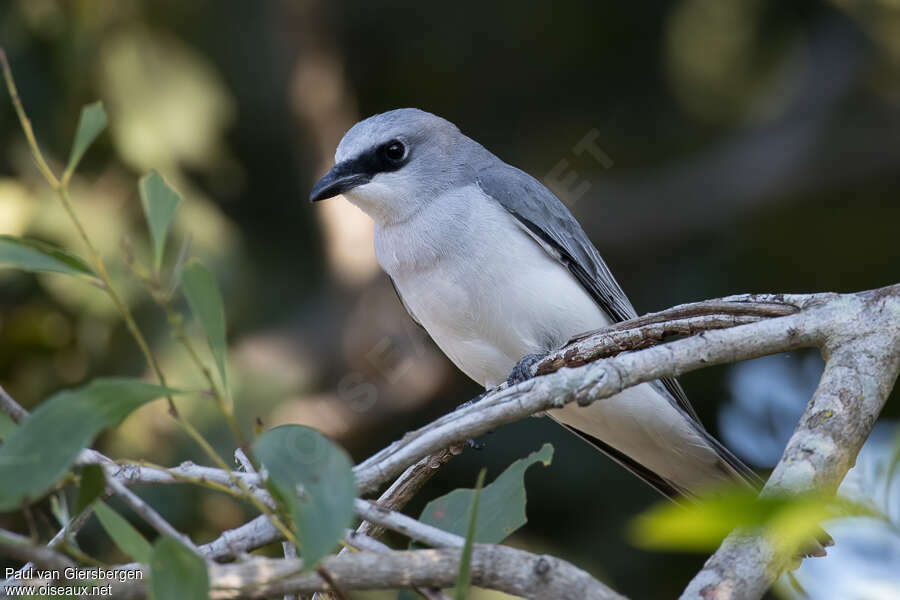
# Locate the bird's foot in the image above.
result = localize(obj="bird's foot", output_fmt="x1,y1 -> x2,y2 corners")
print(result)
506,352 -> 548,386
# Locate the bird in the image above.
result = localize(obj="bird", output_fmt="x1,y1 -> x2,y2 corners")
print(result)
309,108 -> 827,553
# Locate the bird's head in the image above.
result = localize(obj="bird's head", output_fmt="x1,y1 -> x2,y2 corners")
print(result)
309,108 -> 481,224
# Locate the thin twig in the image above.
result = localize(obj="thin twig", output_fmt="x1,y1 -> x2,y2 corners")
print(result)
0,49 -> 60,189
356,446 -> 462,541
0,383 -> 28,423
234,449 -> 255,474
104,468 -> 201,554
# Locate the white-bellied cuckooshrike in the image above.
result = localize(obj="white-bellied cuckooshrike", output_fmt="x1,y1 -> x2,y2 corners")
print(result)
309,109 -> 827,552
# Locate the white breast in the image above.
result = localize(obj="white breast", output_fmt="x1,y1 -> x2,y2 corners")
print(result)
375,185 -> 608,387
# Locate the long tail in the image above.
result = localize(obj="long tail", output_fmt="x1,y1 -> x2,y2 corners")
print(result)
547,386 -> 833,557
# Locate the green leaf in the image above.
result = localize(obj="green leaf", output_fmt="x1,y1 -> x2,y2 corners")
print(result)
76,464 -> 105,515
419,443 -> 553,544
182,261 -> 228,390
629,488 -> 870,555
168,234 -> 193,295
138,172 -> 182,271
0,235 -> 94,277
149,537 -> 208,600
0,410 -> 15,441
254,425 -> 357,568
0,378 -> 174,512
94,500 -> 153,563
65,101 -> 107,175
455,468 -> 486,600
50,493 -> 69,529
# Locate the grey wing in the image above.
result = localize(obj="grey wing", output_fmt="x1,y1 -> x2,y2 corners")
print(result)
475,163 -> 638,323
475,162 -> 762,487
474,161 -> 699,423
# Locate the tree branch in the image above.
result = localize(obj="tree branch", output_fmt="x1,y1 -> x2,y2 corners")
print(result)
0,383 -> 28,423
105,546 -> 624,600
353,290 -> 863,493
103,467 -> 201,554
534,295 -> 810,375
681,287 -> 900,599
355,445 -> 462,541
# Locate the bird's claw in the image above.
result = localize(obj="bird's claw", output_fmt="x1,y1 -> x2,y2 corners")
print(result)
506,352 -> 548,386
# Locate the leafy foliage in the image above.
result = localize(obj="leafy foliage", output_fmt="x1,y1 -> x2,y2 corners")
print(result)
0,411 -> 15,441
138,171 -> 182,271
455,468 -> 486,600
75,465 -> 105,515
94,500 -> 153,563
182,261 -> 229,390
419,443 -> 553,543
0,378 -> 174,511
254,424 -> 357,568
0,235 -> 94,277
65,101 -> 107,176
629,487 -> 875,555
149,537 -> 209,600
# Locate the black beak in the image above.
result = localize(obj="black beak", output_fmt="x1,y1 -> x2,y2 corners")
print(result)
309,162 -> 372,202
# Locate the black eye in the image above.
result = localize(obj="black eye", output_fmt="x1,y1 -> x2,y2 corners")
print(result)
382,140 -> 406,162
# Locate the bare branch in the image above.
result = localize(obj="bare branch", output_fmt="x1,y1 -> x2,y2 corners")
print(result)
105,546 -> 624,600
682,287 -> 900,599
0,383 -> 28,423
210,546 -> 624,600
356,445 -> 462,540
234,449 -> 255,474
343,530 -> 451,600
200,515 -> 279,560
535,295 -> 809,375
353,290 -> 860,493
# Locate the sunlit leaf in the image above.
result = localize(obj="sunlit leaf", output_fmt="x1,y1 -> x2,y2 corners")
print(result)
138,172 -> 181,271
455,468 -> 486,600
65,101 -> 107,175
419,443 -> 553,543
254,425 -> 357,568
76,464 -> 105,515
629,488 -> 870,555
182,261 -> 228,390
149,537 -> 208,600
94,500 -> 153,563
0,378 -> 175,512
0,235 -> 94,277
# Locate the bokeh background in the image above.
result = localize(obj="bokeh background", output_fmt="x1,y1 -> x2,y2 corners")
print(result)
1,0 -> 899,598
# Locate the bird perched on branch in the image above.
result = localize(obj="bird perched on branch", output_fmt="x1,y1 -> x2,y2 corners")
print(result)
310,108 -> 828,554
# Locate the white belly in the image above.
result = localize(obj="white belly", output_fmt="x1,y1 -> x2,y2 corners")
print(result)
377,189 -> 608,387
375,187 -> 728,491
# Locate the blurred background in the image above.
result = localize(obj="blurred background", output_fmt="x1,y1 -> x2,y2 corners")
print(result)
1,0 -> 899,598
